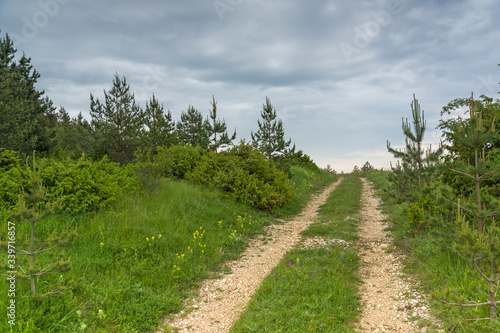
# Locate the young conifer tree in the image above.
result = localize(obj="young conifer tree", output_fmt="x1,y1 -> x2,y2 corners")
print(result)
387,94 -> 427,187
10,152 -> 76,297
251,97 -> 291,160
206,95 -> 236,153
176,105 -> 210,149
142,94 -> 177,153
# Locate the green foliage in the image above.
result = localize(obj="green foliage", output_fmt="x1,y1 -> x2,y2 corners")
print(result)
3,152 -> 77,299
251,97 -> 292,160
187,143 -> 294,211
439,94 -> 500,164
274,148 -> 320,177
135,144 -> 205,180
176,105 -> 210,149
45,155 -> 137,214
387,94 -> 443,196
0,149 -> 28,208
206,95 -> 237,152
0,180 -> 277,332
361,161 -> 374,171
387,94 -> 427,185
90,74 -> 145,164
0,33 -> 52,155
1,152 -> 137,214
276,166 -> 336,218
141,94 -> 178,153
373,89 -> 500,329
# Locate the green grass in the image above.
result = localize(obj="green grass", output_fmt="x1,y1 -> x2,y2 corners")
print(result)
1,181 -> 273,332
0,166 -> 334,332
231,175 -> 363,332
364,170 -> 500,333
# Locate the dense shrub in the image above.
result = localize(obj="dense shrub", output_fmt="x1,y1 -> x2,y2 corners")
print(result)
135,144 -> 205,180
47,155 -> 137,213
187,144 -> 294,211
0,151 -> 137,214
274,149 -> 320,177
0,149 -> 28,208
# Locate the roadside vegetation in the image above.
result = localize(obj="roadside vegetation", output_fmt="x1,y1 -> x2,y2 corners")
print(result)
361,87 -> 500,332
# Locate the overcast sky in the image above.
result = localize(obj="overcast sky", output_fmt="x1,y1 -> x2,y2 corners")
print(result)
1,0 -> 499,172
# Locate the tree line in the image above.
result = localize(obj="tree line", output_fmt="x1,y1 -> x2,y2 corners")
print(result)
0,32 -> 298,166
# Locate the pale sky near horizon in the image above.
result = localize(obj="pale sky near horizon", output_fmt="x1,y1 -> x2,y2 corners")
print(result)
1,0 -> 499,172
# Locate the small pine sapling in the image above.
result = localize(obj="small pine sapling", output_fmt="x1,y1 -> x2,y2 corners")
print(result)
10,151 -> 77,297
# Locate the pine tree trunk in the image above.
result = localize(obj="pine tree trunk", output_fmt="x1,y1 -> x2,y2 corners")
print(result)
489,259 -> 497,323
475,146 -> 483,233
30,219 -> 35,295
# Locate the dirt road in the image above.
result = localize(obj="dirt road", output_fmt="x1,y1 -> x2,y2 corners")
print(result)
161,178 -> 344,333
357,178 -> 437,332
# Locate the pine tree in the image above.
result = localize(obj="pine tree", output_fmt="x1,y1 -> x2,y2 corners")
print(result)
206,95 -> 236,153
176,105 -> 209,149
142,94 -> 177,153
10,152 -> 76,297
449,93 -> 500,323
387,94 -> 427,186
0,32 -> 51,155
251,97 -> 291,160
90,74 -> 144,164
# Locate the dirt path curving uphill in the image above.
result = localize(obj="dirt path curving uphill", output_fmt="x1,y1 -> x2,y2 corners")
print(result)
357,178 -> 438,332
159,178 -> 344,333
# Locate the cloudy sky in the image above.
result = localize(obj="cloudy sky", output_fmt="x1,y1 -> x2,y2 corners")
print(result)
1,0 -> 499,172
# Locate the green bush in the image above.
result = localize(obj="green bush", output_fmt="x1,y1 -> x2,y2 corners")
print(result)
0,151 -> 137,214
135,144 -> 205,180
186,145 -> 294,211
0,149 -> 28,209
46,155 -> 137,214
274,149 -> 320,177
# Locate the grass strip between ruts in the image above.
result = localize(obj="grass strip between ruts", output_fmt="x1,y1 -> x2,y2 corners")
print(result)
231,174 -> 363,333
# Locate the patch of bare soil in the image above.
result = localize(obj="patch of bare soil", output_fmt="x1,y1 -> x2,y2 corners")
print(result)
357,178 -> 439,333
159,178 -> 344,333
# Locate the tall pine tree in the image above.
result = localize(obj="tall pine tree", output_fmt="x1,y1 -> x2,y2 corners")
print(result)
0,32 -> 52,155
251,97 -> 291,160
90,74 -> 144,164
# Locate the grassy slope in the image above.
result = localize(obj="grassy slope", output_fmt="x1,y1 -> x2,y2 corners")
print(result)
0,166 -> 335,332
231,174 -> 363,333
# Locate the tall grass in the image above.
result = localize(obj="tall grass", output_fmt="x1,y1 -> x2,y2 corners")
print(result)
231,175 -> 362,332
